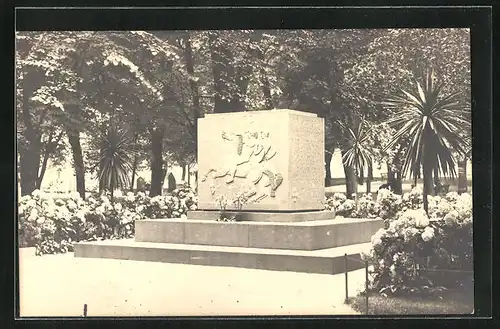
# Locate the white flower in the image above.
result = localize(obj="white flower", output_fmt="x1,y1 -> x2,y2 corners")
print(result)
126,193 -> 135,202
444,210 -> 459,225
45,207 -> 55,218
21,195 -> 32,203
415,214 -> 430,228
136,205 -> 144,213
114,203 -> 123,212
180,214 -> 187,220
100,195 -> 110,204
189,204 -> 197,210
31,189 -> 42,198
28,208 -> 38,221
75,210 -> 86,221
67,200 -> 77,210
371,237 -> 382,247
390,264 -> 396,276
421,226 -> 435,242
36,217 -> 45,224
114,190 -> 123,198
18,205 -> 24,215
95,206 -> 105,215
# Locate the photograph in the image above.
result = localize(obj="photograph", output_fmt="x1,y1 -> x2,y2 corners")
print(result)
16,25 -> 475,317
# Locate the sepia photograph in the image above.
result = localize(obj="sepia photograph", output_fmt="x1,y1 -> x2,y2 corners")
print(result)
16,24 -> 476,317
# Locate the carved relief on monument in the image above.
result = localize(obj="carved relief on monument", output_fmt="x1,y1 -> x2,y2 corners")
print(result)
201,130 -> 283,204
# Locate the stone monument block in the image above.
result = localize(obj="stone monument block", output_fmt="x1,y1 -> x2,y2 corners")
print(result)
197,109 -> 324,211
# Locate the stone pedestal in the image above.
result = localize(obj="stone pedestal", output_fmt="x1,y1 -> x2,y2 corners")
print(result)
197,109 -> 324,212
74,109 -> 382,275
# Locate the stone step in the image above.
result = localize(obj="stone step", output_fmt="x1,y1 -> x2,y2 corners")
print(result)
135,217 -> 383,251
187,210 -> 335,222
74,239 -> 371,274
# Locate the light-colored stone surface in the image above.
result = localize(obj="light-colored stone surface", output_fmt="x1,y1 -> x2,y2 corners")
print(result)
197,109 -> 324,211
19,252 -> 364,317
184,221 -> 250,247
187,210 -> 335,222
74,239 -> 372,274
135,220 -> 184,243
133,218 -> 383,250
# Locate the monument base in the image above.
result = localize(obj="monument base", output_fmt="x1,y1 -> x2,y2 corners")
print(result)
187,210 -> 334,223
74,239 -> 372,275
134,217 -> 382,251
74,216 -> 383,274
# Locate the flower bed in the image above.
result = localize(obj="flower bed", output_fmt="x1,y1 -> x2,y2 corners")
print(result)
18,187 -> 198,255
362,191 -> 473,295
324,188 -> 473,295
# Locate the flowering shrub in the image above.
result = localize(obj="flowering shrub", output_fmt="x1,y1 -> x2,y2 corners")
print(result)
324,190 -> 396,219
19,190 -> 90,254
363,192 -> 473,296
18,187 -> 199,255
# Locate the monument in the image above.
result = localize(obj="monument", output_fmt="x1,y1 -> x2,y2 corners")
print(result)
192,109 -> 332,222
75,109 -> 383,274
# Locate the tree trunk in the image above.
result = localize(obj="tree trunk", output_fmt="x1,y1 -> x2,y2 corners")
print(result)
256,49 -> 273,109
67,130 -> 86,199
36,150 -> 50,190
19,70 -> 42,196
150,126 -> 165,197
183,32 -> 201,153
187,165 -> 191,185
98,125 -> 106,194
209,31 -> 233,114
342,150 -> 357,199
19,146 -> 40,196
387,162 -> 403,195
325,151 -> 333,186
354,170 -> 359,209
387,162 -> 394,185
422,152 -> 435,215
366,163 -> 373,194
433,166 -> 440,184
181,164 -> 187,181
36,130 -> 64,190
130,155 -> 138,192
393,169 -> 403,195
161,165 -> 168,188
457,158 -> 468,194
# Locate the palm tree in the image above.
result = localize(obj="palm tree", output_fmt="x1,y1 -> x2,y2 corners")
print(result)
96,124 -> 138,201
337,118 -> 374,208
382,68 -> 470,214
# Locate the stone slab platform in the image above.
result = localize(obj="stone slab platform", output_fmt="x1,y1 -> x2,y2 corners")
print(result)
74,239 -> 371,275
187,210 -> 335,222
135,217 -> 383,251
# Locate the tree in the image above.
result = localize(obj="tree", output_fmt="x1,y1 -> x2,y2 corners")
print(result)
337,118 -> 374,205
95,124 -> 138,201
342,29 -> 471,191
382,69 -> 470,214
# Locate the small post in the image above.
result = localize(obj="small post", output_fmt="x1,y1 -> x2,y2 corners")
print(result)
344,253 -> 349,304
365,261 -> 369,315
83,304 -> 87,317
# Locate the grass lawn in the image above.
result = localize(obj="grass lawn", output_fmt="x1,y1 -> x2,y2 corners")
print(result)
348,284 -> 474,315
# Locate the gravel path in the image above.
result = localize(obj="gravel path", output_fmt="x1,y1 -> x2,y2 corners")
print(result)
19,251 -> 365,317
